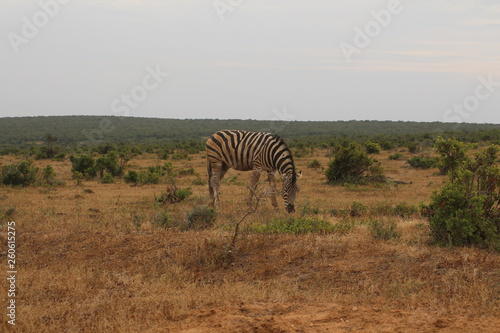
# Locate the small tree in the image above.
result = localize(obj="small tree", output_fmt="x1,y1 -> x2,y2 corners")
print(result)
435,137 -> 469,176
1,160 -> 38,186
95,151 -> 126,178
364,141 -> 381,154
424,144 -> 500,249
70,154 -> 96,179
407,142 -> 421,154
326,142 -> 384,184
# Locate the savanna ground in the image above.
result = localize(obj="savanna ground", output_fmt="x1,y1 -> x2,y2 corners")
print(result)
0,148 -> 499,332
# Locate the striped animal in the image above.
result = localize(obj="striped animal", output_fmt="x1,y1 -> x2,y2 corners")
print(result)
206,130 -> 302,213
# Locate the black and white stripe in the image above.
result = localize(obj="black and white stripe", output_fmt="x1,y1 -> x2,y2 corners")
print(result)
206,130 -> 301,213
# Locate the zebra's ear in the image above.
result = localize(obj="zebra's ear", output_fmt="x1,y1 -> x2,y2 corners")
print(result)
296,170 -> 303,180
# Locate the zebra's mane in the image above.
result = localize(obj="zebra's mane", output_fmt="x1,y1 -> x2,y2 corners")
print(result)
268,133 -> 296,183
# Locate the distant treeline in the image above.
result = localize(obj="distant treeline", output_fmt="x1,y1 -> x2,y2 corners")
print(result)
1,116 -> 499,150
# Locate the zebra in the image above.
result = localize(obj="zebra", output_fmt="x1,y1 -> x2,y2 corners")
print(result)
206,130 -> 302,213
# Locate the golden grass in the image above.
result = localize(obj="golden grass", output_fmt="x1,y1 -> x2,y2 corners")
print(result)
0,149 -> 499,332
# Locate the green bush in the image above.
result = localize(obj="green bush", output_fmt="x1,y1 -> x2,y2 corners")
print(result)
70,154 -> 96,178
423,144 -> 500,249
54,152 -> 66,161
406,156 -> 437,169
124,170 -> 139,185
388,153 -> 404,160
435,137 -> 469,176
41,165 -> 64,186
1,160 -> 39,186
95,151 -> 123,178
138,170 -> 161,185
183,206 -> 217,230
158,149 -> 171,160
364,141 -> 381,154
379,140 -> 395,151
101,173 -> 115,184
326,142 -> 385,185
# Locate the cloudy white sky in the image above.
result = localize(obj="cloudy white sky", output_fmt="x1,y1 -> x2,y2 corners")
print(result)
1,0 -> 499,123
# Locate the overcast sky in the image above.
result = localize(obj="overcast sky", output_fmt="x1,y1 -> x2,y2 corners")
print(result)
1,0 -> 499,123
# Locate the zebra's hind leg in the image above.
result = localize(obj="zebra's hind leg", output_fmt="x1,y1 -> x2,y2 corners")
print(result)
267,171 -> 279,210
209,162 -> 229,208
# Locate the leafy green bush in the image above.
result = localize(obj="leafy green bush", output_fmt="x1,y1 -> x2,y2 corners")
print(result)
54,152 -> 66,161
95,151 -> 123,178
70,154 -> 96,178
379,140 -> 395,151
435,137 -> 469,176
183,206 -> 217,230
252,216 -> 334,234
41,165 -> 64,186
364,141 -> 381,154
326,142 -> 385,185
423,144 -> 500,249
124,170 -> 139,185
1,161 -> 39,186
158,149 -> 171,160
388,153 -> 404,160
138,170 -> 161,185
101,173 -> 115,184
406,156 -> 437,169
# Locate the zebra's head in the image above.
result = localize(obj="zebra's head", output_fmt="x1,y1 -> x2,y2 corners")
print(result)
282,170 -> 302,213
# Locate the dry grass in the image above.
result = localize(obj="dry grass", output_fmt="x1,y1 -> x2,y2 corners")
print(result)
0,149 -> 499,332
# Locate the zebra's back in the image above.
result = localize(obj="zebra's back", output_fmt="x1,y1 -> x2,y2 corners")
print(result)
206,130 -> 270,171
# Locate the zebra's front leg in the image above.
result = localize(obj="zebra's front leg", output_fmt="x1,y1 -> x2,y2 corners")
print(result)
267,171 -> 279,210
247,170 -> 261,206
